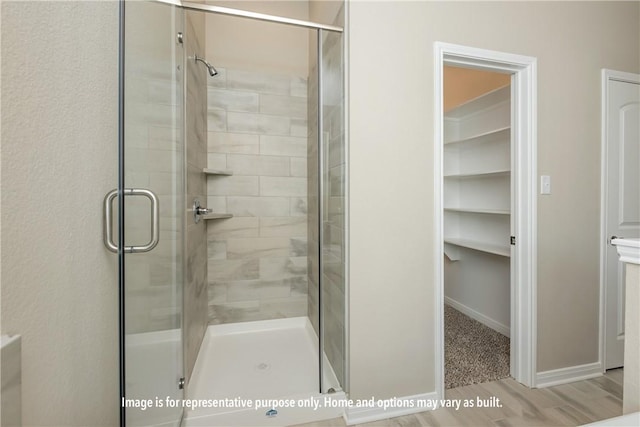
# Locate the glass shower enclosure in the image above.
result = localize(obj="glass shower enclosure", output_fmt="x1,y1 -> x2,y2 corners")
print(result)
105,1 -> 346,425
103,1 -> 186,425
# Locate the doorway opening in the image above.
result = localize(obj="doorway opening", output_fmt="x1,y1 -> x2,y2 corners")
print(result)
442,65 -> 512,389
434,42 -> 538,398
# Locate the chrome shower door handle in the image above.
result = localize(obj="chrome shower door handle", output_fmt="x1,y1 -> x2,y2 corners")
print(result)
103,188 -> 160,253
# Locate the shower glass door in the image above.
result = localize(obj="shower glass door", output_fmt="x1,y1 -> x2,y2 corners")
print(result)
121,1 -> 185,425
320,27 -> 346,394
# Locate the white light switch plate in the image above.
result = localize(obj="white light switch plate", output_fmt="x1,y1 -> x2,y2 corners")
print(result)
541,175 -> 551,195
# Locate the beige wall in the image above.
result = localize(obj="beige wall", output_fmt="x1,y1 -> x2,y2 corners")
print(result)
347,0 -> 639,400
205,1 -> 310,76
1,1 -> 119,425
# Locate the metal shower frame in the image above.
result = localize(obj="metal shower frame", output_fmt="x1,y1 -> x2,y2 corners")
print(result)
117,0 -> 346,424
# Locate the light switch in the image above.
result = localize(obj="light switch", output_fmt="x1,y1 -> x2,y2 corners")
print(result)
540,175 -> 551,195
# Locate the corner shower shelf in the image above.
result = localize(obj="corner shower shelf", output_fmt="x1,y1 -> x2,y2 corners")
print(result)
202,213 -> 233,220
203,168 -> 233,176
444,237 -> 510,258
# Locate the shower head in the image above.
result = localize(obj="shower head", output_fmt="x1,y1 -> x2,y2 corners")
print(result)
195,55 -> 218,77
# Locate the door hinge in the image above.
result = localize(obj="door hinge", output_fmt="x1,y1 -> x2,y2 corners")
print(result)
178,377 -> 185,390
510,236 -> 516,245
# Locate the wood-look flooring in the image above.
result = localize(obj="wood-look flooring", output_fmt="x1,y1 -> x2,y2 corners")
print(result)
292,369 -> 624,427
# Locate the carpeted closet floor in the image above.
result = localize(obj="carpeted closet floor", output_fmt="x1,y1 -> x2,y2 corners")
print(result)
445,305 -> 510,389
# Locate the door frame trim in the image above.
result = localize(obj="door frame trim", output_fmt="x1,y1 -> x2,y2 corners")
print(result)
433,42 -> 538,397
599,68 -> 640,371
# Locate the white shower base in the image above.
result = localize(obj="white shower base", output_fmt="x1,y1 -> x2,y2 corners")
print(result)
183,317 -> 346,426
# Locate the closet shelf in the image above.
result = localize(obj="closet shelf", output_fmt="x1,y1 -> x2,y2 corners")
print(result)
444,208 -> 510,215
444,238 -> 510,258
203,168 -> 233,176
444,170 -> 510,179
444,126 -> 510,146
202,213 -> 233,220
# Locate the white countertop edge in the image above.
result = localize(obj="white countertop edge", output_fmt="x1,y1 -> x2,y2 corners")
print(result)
612,238 -> 640,265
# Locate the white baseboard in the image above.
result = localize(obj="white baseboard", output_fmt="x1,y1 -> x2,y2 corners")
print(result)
535,362 -> 602,388
343,392 -> 438,425
444,296 -> 510,338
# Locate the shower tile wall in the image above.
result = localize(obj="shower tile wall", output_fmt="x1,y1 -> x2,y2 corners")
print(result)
206,68 -> 309,324
184,10 -> 209,382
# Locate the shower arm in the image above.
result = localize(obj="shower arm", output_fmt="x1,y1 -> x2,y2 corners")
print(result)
194,55 -> 218,77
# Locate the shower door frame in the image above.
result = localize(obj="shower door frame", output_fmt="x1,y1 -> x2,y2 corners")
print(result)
117,3 -> 347,424
169,0 -> 346,394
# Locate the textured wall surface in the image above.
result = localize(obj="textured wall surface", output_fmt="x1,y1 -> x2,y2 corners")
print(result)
347,0 -> 639,401
0,2 -> 119,424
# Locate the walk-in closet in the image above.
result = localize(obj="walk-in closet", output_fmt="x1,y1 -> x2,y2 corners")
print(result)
442,66 -> 512,389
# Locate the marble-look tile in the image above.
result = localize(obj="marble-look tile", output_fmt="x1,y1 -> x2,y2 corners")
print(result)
225,278 -> 292,302
260,217 -> 307,237
149,125 -> 182,151
206,67 -> 227,89
207,175 -> 259,196
205,66 -> 315,326
208,88 -> 259,112
209,300 -> 262,324
226,69 -> 290,95
290,237 -> 308,256
227,112 -> 290,135
206,196 -> 227,214
207,282 -> 227,304
208,258 -> 259,281
207,153 -> 227,170
290,197 -> 308,216
148,78 -> 176,105
260,135 -> 307,157
289,276 -> 309,297
260,176 -> 306,197
259,296 -> 307,319
260,94 -> 307,119
207,109 -> 227,132
184,14 -> 209,382
207,217 -> 259,238
259,256 -> 307,279
145,149 -> 180,173
290,157 -> 307,177
290,76 -> 308,98
227,196 -> 289,217
208,132 -> 259,154
207,240 -> 226,261
226,237 -> 290,260
226,154 -> 289,177
186,165 -> 205,198
290,119 -> 308,137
